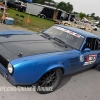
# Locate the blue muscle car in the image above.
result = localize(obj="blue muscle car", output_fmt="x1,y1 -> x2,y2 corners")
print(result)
0,25 -> 100,94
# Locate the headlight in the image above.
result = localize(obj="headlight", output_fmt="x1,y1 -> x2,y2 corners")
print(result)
7,63 -> 13,74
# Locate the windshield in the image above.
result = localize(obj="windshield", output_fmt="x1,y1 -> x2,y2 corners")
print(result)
43,26 -> 84,50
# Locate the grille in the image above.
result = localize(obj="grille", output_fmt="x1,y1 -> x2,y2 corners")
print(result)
0,55 -> 9,68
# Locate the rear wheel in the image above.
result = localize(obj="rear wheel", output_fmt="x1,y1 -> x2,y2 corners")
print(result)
22,9 -> 25,12
36,68 -> 63,94
15,8 -> 18,11
94,28 -> 97,31
41,15 -> 46,19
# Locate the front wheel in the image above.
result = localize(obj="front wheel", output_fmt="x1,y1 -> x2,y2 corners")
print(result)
37,14 -> 41,18
36,69 -> 63,94
95,64 -> 100,71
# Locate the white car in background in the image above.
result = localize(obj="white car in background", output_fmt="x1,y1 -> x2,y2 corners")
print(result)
91,25 -> 99,31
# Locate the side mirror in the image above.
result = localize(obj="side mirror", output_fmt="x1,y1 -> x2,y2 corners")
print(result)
84,48 -> 91,52
41,29 -> 46,33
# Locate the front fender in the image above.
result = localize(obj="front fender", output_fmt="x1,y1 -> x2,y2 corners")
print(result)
10,60 -> 67,85
10,51 -> 72,85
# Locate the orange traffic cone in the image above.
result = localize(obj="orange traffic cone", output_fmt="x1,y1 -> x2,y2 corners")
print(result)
26,15 -> 30,24
1,5 -> 6,19
1,13 -> 6,20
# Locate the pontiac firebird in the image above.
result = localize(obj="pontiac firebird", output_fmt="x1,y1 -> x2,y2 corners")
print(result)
0,25 -> 100,94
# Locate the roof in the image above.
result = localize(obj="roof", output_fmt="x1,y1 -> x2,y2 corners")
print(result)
57,25 -> 100,39
31,3 -> 57,10
31,3 -> 66,12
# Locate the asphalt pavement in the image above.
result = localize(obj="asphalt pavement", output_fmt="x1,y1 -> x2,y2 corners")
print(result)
0,23 -> 100,100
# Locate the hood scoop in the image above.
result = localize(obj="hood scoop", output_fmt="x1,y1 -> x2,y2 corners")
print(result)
18,53 -> 23,57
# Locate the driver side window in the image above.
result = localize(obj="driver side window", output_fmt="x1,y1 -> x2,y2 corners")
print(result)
82,38 -> 100,51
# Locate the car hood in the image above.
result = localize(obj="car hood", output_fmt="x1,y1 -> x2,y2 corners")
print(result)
0,33 -> 66,61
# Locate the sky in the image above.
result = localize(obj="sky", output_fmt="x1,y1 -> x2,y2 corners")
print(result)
54,0 -> 100,16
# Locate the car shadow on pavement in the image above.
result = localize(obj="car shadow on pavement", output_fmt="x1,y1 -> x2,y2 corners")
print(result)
57,68 -> 92,90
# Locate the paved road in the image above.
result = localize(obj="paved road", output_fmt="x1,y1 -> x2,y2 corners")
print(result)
92,30 -> 100,36
0,23 -> 10,31
0,24 -> 100,100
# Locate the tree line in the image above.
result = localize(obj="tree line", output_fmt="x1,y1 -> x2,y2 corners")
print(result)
73,11 -> 100,21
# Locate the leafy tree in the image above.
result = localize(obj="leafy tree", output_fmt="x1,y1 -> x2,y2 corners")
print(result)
56,2 -> 73,13
79,12 -> 86,19
33,0 -> 53,4
73,11 -> 79,14
91,13 -> 95,17
86,14 -> 90,18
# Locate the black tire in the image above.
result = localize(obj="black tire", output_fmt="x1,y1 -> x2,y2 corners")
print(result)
95,64 -> 100,71
37,15 -> 41,18
15,8 -> 18,11
41,15 -> 46,19
36,68 -> 63,94
94,28 -> 97,31
23,9 -> 25,12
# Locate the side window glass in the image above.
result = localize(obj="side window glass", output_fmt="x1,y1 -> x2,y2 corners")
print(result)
82,38 -> 100,51
82,38 -> 92,50
91,38 -> 95,50
97,39 -> 100,50
94,39 -> 99,50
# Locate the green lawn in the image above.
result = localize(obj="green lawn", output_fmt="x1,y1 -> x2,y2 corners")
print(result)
1,8 -> 55,32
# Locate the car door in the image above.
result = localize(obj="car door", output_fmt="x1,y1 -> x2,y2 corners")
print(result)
79,38 -> 100,71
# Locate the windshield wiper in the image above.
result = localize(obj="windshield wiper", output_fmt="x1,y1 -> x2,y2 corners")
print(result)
53,37 -> 68,48
41,33 -> 52,40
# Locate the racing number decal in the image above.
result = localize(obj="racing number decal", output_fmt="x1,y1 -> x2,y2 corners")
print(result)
84,54 -> 97,66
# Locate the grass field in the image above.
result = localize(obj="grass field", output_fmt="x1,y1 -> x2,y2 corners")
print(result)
0,8 -> 55,32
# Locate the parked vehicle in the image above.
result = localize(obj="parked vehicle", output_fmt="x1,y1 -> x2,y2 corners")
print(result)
17,2 -> 26,12
4,1 -> 26,12
91,24 -> 99,31
26,3 -> 75,21
0,4 -> 8,10
0,25 -> 100,94
61,21 -> 93,32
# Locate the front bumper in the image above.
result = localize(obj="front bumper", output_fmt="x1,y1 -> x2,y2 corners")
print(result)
0,63 -> 17,86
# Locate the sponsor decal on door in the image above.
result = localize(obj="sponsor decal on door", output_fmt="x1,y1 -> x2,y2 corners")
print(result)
84,54 -> 97,66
